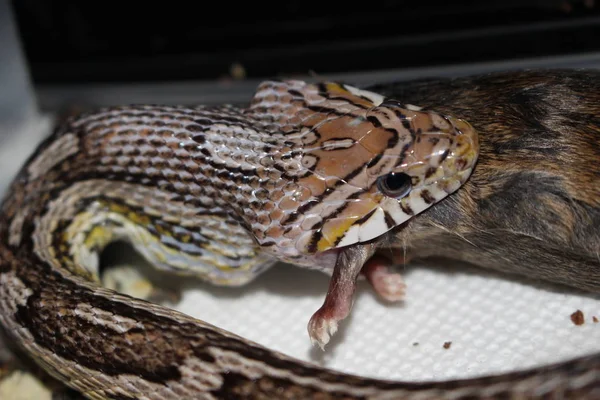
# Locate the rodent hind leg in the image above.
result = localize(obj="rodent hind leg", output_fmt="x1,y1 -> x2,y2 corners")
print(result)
307,243 -> 407,349
472,231 -> 600,293
361,252 -> 407,302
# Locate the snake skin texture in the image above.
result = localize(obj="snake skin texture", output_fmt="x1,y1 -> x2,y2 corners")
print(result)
2,78 -> 592,399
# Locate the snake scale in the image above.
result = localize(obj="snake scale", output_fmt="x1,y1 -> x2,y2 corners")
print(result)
0,75 -> 599,399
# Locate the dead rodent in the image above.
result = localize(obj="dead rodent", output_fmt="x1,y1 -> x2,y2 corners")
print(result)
367,70 -> 600,293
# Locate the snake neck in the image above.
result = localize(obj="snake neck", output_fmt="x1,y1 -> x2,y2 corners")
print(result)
0,105 -> 312,278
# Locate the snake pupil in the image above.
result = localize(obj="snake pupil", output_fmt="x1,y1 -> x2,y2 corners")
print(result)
377,172 -> 412,198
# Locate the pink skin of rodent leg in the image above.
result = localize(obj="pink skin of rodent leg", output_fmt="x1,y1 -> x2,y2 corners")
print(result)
362,253 -> 407,302
307,245 -> 407,349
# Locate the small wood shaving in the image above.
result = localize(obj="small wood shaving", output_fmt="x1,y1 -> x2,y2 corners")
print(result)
593,316 -> 599,323
443,342 -> 452,349
571,310 -> 585,325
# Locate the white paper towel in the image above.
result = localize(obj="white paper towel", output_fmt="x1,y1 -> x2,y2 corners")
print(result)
175,261 -> 600,382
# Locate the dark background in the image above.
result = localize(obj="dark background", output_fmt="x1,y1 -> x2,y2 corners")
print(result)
11,0 -> 600,85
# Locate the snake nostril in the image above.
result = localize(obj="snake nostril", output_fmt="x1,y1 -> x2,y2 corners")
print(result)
455,159 -> 467,171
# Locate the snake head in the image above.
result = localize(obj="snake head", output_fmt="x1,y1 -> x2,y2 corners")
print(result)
250,81 -> 478,261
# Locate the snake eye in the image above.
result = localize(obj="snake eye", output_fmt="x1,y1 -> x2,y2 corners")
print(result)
377,172 -> 412,198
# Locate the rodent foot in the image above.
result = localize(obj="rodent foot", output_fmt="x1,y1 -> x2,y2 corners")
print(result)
307,309 -> 339,350
362,255 -> 406,302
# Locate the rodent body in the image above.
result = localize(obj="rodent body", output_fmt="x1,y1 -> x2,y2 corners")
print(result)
371,70 -> 600,292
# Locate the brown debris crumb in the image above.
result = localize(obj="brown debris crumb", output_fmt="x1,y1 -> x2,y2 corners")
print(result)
443,342 -> 452,349
594,316 -> 599,323
571,310 -> 585,325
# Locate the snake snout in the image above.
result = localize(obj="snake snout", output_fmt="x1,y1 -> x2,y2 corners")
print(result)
438,115 -> 479,182
404,112 -> 479,190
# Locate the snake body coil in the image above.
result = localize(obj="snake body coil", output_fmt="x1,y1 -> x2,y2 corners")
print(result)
0,77 -> 597,399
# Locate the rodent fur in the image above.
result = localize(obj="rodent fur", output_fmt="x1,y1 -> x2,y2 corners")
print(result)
368,69 -> 600,292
